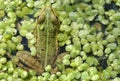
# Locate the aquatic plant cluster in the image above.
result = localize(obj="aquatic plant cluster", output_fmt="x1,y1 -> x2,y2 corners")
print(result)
0,0 -> 120,81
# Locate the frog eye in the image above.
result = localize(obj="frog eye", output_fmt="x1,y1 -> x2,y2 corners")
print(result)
51,14 -> 61,26
37,8 -> 46,24
37,15 -> 45,24
50,7 -> 61,26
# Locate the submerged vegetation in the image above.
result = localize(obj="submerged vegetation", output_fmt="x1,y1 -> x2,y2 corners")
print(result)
0,0 -> 120,81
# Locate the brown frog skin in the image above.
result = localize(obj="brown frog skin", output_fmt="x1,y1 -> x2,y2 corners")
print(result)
7,6 -> 63,75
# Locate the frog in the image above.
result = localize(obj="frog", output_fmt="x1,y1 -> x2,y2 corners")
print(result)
7,6 -> 66,75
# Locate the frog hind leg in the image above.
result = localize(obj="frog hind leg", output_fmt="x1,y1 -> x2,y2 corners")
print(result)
16,51 -> 44,75
6,51 -> 44,75
16,61 -> 32,71
6,52 -> 32,71
51,52 -> 68,73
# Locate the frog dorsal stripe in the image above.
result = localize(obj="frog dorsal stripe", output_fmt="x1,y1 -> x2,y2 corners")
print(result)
45,7 -> 51,67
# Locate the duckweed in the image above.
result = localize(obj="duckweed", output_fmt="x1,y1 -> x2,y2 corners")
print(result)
0,0 -> 120,81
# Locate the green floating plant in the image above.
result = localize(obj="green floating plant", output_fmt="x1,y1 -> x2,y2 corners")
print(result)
0,0 -> 120,81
